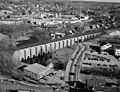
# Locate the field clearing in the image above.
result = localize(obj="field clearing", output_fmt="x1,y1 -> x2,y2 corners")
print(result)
52,45 -> 77,63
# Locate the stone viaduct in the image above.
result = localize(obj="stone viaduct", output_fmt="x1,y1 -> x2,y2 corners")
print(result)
12,32 -> 102,63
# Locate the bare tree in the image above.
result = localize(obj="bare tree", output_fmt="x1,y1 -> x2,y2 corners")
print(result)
0,36 -> 16,53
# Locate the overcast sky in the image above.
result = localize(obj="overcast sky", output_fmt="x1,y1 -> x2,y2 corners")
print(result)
78,0 -> 120,2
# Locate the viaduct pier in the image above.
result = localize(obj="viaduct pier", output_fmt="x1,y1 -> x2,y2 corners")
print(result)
12,32 -> 102,63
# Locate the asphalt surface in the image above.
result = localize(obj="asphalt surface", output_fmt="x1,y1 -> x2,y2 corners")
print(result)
65,43 -> 86,84
76,44 -> 87,83
0,79 -> 53,91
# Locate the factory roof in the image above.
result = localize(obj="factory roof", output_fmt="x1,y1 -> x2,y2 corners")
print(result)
24,63 -> 49,74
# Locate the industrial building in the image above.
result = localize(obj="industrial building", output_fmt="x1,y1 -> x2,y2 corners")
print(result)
24,63 -> 51,80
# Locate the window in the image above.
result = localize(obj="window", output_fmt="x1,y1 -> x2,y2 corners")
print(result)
71,58 -> 74,60
97,64 -> 101,66
83,63 -> 91,65
107,59 -> 110,62
88,58 -> 91,60
4,12 -> 7,14
21,58 -> 25,62
79,39 -> 82,42
69,72 -> 75,75
82,63 -> 86,65
109,65 -> 112,67
27,56 -> 30,60
93,58 -> 99,61
88,63 -> 92,65
27,21 -> 31,23
90,50 -> 93,53
112,64 -> 118,67
102,64 -> 107,67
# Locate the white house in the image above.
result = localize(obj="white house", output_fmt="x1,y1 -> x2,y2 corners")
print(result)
101,43 -> 112,51
114,45 -> 120,56
115,49 -> 120,56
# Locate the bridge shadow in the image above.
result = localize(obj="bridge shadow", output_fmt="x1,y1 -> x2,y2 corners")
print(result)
21,52 -> 52,66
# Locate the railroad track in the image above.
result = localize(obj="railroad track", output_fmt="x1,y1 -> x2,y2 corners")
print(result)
68,44 -> 86,83
68,44 -> 82,82
74,44 -> 86,82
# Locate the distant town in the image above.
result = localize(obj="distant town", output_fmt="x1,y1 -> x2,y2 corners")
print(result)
0,0 -> 120,92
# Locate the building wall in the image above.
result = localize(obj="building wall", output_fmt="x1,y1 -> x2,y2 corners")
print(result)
12,32 -> 102,63
24,69 -> 37,80
40,68 -> 51,78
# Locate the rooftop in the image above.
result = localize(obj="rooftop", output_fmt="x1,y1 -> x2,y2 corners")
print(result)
24,63 -> 49,74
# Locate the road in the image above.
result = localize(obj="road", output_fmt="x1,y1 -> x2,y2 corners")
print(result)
75,44 -> 87,82
65,43 -> 86,84
65,28 -> 120,84
0,79 -> 53,91
65,44 -> 79,82
76,43 -> 89,82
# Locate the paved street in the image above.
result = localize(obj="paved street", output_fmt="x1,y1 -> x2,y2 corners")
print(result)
0,79 -> 53,91
65,43 -> 87,83
76,44 -> 87,83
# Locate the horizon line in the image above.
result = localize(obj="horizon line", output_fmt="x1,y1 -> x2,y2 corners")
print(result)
50,0 -> 120,3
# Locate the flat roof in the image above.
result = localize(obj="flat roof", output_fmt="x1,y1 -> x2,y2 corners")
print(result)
24,63 -> 48,74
